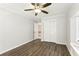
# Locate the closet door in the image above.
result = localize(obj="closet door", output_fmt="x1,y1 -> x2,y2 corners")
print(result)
34,22 -> 43,40
43,20 -> 56,42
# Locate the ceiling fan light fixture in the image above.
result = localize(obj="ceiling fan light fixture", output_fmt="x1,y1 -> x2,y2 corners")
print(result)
24,3 -> 52,16
34,9 -> 41,13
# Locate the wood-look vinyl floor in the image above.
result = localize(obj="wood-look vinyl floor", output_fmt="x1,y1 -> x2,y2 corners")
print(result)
0,39 -> 71,56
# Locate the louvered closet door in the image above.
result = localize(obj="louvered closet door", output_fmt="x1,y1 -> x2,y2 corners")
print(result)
43,20 -> 56,42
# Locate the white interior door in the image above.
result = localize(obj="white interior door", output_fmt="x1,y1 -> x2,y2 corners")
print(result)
43,20 -> 56,42
34,22 -> 43,40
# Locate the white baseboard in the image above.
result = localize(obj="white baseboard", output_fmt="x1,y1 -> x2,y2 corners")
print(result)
66,43 -> 73,56
41,40 -> 66,45
56,42 -> 66,45
66,43 -> 79,56
0,40 -> 33,54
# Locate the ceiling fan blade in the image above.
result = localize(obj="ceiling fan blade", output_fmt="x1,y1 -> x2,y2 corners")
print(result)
42,3 -> 52,8
31,3 -> 35,6
24,9 -> 34,11
41,10 -> 48,14
35,13 -> 38,16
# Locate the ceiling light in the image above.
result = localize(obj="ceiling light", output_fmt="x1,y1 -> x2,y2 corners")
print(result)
34,9 -> 41,13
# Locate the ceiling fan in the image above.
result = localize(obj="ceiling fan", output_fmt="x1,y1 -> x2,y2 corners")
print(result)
24,3 -> 52,16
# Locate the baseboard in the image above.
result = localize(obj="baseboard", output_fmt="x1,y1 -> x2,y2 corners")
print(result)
0,39 -> 33,54
66,42 -> 79,56
66,43 -> 73,56
42,40 -> 66,45
55,42 -> 66,45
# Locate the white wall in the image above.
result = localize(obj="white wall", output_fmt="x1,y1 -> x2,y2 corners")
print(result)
67,4 -> 79,45
56,16 -> 67,44
43,20 -> 56,42
66,4 -> 79,56
0,7 -> 34,53
42,15 -> 67,44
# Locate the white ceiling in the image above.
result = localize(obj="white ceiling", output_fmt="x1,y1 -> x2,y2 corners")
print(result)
0,3 -> 73,18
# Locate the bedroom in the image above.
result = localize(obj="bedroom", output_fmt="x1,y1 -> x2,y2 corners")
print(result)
0,3 -> 79,56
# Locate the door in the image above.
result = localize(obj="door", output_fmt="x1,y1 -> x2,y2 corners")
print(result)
34,22 -> 43,40
43,20 -> 56,42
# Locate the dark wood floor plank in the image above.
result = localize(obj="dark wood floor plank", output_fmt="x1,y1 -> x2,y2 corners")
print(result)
61,45 -> 70,56
49,45 -> 56,56
41,45 -> 50,56
27,42 -> 42,56
0,40 -> 71,56
31,44 -> 44,56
